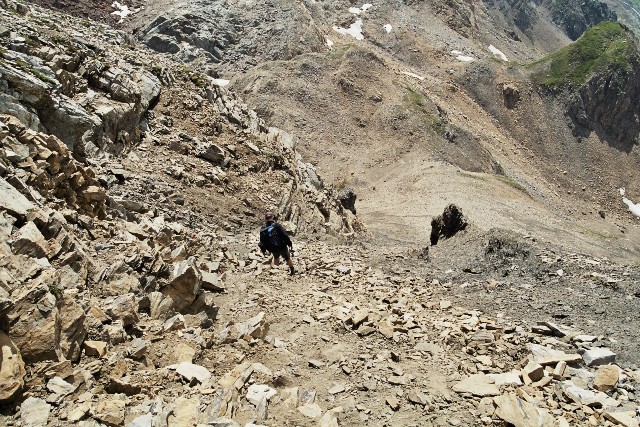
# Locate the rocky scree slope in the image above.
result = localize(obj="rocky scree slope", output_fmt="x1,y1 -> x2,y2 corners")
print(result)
0,2 -> 638,427
0,0 -> 356,416
124,0 -> 640,229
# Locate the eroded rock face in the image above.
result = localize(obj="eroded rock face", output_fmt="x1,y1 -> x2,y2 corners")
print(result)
0,35 -> 160,159
567,59 -> 640,151
549,0 -> 617,40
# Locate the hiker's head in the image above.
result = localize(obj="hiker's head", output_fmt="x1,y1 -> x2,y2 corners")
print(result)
265,211 -> 275,222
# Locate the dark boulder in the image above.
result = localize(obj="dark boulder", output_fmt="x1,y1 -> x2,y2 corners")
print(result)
430,204 -> 467,245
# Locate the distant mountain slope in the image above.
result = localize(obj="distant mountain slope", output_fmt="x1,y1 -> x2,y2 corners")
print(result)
532,21 -> 640,149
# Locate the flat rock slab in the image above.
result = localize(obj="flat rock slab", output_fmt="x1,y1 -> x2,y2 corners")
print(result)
494,394 -> 555,427
327,384 -> 346,395
594,365 -> 620,391
46,376 -> 77,395
169,362 -> 211,383
487,371 -> 523,386
0,176 -> 34,216
452,374 -> 500,397
604,410 -> 639,427
583,348 -> 616,366
21,397 -> 51,427
297,403 -> 322,418
246,384 -> 277,406
528,344 -> 581,366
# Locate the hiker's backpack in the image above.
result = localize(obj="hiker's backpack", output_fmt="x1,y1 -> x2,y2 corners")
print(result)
260,224 -> 282,251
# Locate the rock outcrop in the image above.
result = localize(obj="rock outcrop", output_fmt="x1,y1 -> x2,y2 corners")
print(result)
536,22 -> 640,151
0,9 -> 160,158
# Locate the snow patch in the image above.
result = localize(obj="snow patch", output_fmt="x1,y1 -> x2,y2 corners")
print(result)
326,38 -> 334,48
211,79 -> 230,87
333,19 -> 364,41
384,24 -> 392,33
401,71 -> 424,81
619,188 -> 640,218
111,1 -> 140,23
451,50 -> 475,62
488,45 -> 508,62
349,4 -> 373,14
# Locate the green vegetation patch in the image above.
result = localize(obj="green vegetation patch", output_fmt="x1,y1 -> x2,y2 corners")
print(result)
532,21 -> 637,88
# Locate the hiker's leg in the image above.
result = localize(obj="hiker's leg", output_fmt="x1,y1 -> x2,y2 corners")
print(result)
283,248 -> 295,275
273,256 -> 281,266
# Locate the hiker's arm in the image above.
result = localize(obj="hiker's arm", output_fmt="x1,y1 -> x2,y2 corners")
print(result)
258,232 -> 268,253
277,224 -> 293,247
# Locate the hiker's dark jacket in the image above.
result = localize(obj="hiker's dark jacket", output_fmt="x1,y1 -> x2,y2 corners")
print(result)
258,221 -> 292,252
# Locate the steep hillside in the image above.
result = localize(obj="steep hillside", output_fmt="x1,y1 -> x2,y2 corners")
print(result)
533,21 -> 640,149
0,1 -> 639,427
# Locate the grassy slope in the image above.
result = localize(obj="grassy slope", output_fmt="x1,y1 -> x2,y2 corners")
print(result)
532,21 -> 637,87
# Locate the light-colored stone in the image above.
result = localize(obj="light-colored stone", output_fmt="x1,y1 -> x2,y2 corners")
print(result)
105,293 -> 139,326
407,390 -> 430,406
67,401 -> 91,422
11,221 -> 51,259
92,398 -> 126,426
20,397 -> 51,427
84,341 -> 108,358
0,331 -> 25,402
164,313 -> 186,332
452,374 -> 500,397
494,394 -> 555,427
246,384 -> 277,406
46,376 -> 76,395
563,381 -> 619,408
148,291 -> 174,320
604,410 -> 639,427
173,343 -> 196,363
487,371 -> 523,387
128,413 -> 153,427
167,396 -> 199,426
522,361 -> 544,382
201,271 -> 225,292
350,309 -> 368,328
162,260 -> 202,312
0,176 -> 35,216
386,395 -> 400,411
128,338 -> 147,359
328,384 -> 345,395
297,403 -> 322,418
170,362 -> 211,383
582,348 -> 616,367
527,344 -> 582,366
594,365 -> 619,391
318,406 -> 342,427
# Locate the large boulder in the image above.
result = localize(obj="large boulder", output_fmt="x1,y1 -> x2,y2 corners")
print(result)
162,260 -> 202,313
0,330 -> 25,402
7,284 -> 61,363
0,176 -> 35,218
430,204 -> 468,245
58,296 -> 87,362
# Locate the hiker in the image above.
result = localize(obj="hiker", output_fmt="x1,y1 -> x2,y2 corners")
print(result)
259,212 -> 295,275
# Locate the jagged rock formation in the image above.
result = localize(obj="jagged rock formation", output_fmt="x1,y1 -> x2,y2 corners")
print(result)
137,0 -> 325,71
535,22 -> 640,150
0,7 -> 160,159
486,0 -> 617,41
548,0 -> 618,40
